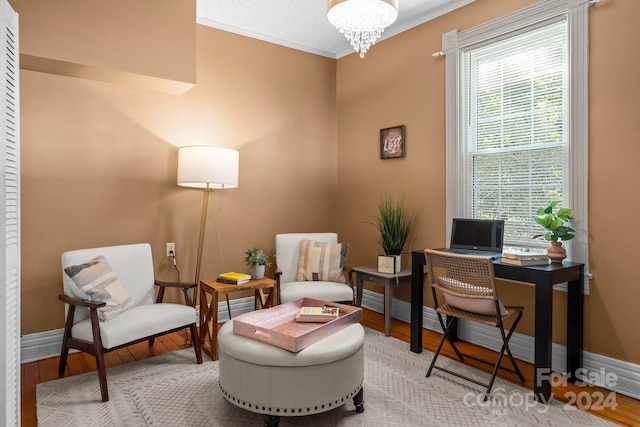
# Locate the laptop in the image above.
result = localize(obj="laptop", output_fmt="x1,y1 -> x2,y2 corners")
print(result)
442,218 -> 505,259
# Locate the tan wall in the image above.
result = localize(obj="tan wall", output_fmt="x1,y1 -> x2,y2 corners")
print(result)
336,0 -> 640,364
20,22 -> 337,334
12,0 -> 196,89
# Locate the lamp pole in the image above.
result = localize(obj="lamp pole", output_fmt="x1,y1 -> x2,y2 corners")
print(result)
194,185 -> 212,288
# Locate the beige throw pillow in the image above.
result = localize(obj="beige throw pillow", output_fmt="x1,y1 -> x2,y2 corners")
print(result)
64,255 -> 133,321
439,276 -> 507,316
444,294 -> 507,316
296,239 -> 349,283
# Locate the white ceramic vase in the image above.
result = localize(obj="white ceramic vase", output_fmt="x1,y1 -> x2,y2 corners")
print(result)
250,265 -> 265,280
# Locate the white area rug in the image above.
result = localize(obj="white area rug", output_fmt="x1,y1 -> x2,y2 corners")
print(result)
37,328 -> 618,426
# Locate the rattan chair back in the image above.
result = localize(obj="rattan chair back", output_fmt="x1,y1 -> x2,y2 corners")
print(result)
424,249 -> 498,304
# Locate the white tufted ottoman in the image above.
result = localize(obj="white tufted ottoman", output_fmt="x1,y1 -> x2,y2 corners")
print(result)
217,317 -> 365,426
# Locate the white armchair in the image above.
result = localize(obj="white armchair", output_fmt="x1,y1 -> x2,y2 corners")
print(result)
58,243 -> 202,402
275,233 -> 355,305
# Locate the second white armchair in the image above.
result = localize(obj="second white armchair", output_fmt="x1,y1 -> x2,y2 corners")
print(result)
275,233 -> 355,305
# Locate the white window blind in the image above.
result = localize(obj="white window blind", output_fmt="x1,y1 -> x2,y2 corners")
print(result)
462,20 -> 568,248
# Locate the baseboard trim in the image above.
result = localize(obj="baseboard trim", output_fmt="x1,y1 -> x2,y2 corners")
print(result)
21,292 -> 640,400
21,328 -> 65,364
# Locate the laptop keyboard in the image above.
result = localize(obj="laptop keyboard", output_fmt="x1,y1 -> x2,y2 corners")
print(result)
448,248 -> 502,259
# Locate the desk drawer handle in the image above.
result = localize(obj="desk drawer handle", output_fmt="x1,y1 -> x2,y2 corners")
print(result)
368,276 -> 374,281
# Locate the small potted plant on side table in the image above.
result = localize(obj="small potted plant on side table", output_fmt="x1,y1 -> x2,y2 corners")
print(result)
369,193 -> 416,274
244,247 -> 270,279
533,200 -> 575,263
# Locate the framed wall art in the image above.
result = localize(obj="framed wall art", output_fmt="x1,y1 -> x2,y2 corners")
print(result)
380,125 -> 405,159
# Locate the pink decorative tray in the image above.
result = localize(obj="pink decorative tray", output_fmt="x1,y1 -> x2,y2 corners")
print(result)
233,297 -> 362,352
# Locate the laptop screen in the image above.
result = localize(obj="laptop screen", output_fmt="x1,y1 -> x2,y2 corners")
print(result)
450,218 -> 505,252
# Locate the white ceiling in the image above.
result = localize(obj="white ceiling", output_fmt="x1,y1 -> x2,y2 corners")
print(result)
196,0 -> 476,59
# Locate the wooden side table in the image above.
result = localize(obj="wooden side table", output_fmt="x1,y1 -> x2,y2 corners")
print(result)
199,277 -> 277,360
353,266 -> 412,336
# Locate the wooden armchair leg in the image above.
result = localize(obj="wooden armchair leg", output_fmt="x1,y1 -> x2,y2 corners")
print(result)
58,346 -> 70,377
58,305 -> 75,376
90,309 -> 109,402
95,350 -> 109,402
190,323 -> 203,364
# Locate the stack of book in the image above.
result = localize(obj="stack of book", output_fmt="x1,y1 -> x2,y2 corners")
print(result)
216,272 -> 251,285
295,305 -> 339,323
502,247 -> 550,266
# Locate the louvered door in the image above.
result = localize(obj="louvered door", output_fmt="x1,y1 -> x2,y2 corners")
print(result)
0,0 -> 19,425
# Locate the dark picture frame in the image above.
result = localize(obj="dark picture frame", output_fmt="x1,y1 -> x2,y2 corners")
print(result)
380,125 -> 406,159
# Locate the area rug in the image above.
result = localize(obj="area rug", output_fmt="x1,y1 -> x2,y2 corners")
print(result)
37,328 -> 618,426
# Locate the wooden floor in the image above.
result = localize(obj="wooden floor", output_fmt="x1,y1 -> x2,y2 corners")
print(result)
22,309 -> 640,427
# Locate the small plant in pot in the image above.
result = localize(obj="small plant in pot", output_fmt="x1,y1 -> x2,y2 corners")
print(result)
244,247 -> 270,280
533,200 -> 575,263
368,193 -> 415,274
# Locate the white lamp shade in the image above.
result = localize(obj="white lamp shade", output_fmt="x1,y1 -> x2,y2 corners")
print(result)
177,146 -> 239,189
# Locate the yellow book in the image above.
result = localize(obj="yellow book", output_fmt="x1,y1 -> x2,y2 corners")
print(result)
219,272 -> 251,280
218,272 -> 251,284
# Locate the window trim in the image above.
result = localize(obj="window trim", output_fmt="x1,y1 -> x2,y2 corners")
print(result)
443,0 -> 591,291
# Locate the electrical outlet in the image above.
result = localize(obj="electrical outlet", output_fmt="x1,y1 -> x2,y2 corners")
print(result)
166,242 -> 175,257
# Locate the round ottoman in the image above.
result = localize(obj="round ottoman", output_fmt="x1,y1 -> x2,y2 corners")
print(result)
217,318 -> 365,426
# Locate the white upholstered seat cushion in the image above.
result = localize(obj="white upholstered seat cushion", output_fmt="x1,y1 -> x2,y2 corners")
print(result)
70,303 -> 196,349
279,281 -> 354,304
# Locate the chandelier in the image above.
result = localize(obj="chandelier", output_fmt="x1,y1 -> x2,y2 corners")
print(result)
327,0 -> 398,58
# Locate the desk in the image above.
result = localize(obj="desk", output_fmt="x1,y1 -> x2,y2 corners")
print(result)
411,250 -> 584,403
353,266 -> 412,336
199,277 -> 277,360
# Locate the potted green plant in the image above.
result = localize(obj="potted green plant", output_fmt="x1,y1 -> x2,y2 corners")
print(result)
533,200 -> 575,263
244,247 -> 270,279
369,193 -> 415,273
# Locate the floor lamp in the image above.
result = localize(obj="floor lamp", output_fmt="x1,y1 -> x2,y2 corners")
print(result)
177,146 -> 239,303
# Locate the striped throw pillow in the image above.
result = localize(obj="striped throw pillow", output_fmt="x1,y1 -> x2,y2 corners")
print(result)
296,239 -> 349,283
64,255 -> 133,321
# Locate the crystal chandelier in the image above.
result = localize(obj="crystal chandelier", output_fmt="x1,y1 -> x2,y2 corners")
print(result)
327,0 -> 398,58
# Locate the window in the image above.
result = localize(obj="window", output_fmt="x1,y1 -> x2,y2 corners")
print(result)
464,20 -> 568,246
443,0 -> 591,289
